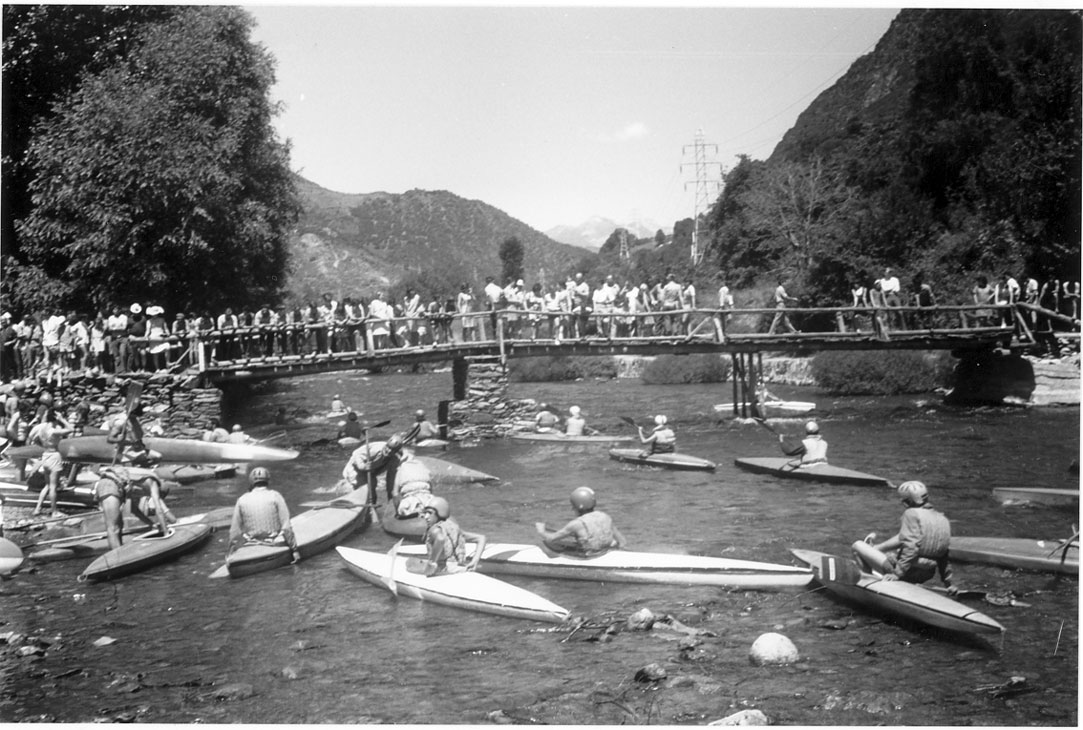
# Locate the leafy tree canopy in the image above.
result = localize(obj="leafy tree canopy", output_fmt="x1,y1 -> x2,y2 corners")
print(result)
8,6 -> 299,315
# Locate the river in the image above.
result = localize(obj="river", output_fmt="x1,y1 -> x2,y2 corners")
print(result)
1,370 -> 1078,725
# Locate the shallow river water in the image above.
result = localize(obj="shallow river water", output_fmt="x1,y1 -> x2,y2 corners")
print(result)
1,370 -> 1078,725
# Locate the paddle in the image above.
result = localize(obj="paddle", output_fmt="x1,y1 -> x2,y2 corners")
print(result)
254,430 -> 287,445
384,539 -> 403,596
401,422 -> 422,446
4,509 -> 103,531
619,416 -> 638,430
753,417 -> 779,436
1045,528 -> 1079,565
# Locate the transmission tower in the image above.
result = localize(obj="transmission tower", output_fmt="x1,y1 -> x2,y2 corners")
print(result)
618,229 -> 630,261
681,128 -> 723,264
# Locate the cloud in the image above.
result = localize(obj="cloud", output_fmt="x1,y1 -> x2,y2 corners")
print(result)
599,122 -> 649,143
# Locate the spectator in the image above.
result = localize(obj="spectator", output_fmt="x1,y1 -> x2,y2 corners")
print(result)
105,305 -> 129,374
767,276 -> 799,335
0,313 -> 16,383
171,312 -> 189,367
971,275 -> 996,327
127,304 -> 147,372
457,283 -> 477,343
145,305 -> 170,371
89,313 -> 108,373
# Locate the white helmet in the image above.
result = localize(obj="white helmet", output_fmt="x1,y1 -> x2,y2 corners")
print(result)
654,415 -> 667,426
897,480 -> 928,505
569,406 -> 581,416
805,421 -> 820,435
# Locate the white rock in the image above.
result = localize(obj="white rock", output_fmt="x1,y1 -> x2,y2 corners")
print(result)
626,607 -> 655,631
748,632 -> 798,666
709,709 -> 770,726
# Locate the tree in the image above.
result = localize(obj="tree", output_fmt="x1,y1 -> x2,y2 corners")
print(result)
654,229 -> 666,247
12,7 -> 300,314
498,236 -> 524,284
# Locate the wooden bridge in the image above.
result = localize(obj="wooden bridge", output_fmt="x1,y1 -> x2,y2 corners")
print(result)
174,302 -> 1077,391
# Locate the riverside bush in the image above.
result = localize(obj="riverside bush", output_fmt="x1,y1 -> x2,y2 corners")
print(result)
640,354 -> 730,384
509,356 -> 618,382
811,350 -> 953,394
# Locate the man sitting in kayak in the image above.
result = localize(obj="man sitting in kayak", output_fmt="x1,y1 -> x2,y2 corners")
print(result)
337,411 -> 363,441
94,465 -> 175,550
420,496 -> 485,576
534,403 -> 560,433
412,409 -> 440,441
638,415 -> 675,457
392,450 -> 435,518
854,481 -> 956,594
565,406 -> 588,436
777,420 -> 828,467
535,486 -> 627,557
342,432 -> 407,505
228,467 -> 300,564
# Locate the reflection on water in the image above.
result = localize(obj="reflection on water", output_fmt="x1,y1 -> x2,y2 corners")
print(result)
2,371 -> 1078,725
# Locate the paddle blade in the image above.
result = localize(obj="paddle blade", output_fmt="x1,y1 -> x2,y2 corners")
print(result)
619,416 -> 638,429
817,554 -> 863,585
753,417 -> 778,435
384,539 -> 402,596
209,565 -> 230,579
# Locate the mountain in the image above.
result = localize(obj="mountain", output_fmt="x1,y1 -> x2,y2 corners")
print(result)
546,216 -> 660,251
284,177 -> 587,301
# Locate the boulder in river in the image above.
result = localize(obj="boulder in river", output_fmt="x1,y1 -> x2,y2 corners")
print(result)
748,632 -> 798,666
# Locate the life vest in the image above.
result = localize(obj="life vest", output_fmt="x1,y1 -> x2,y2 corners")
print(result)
535,411 -> 559,430
426,519 -> 466,568
396,458 -> 431,496
799,435 -> 828,464
571,511 -> 618,553
565,417 -> 586,437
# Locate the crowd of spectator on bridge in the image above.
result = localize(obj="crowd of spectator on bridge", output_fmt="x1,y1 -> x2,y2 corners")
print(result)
1,269 -> 1078,385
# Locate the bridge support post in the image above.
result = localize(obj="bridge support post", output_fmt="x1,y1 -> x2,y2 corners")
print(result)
445,356 -> 536,440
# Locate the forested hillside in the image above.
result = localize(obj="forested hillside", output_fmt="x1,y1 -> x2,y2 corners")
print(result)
705,8 -> 1081,306
284,177 -> 584,303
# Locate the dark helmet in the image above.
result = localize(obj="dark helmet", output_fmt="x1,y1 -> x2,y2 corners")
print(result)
249,467 -> 270,486
570,486 -> 596,513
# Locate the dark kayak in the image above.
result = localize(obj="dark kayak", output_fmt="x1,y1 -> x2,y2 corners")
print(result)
79,523 -> 213,582
734,457 -> 889,487
608,448 -> 716,471
950,536 -> 1079,575
380,502 -> 427,541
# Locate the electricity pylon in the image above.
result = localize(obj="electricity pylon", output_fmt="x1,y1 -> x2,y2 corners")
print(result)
681,128 -> 723,264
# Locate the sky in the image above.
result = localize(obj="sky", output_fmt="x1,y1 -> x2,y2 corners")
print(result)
244,4 -> 901,234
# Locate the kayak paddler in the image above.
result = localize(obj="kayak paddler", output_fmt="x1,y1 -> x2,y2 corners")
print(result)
565,406 -> 587,436
412,409 -> 440,441
637,414 -> 675,458
853,480 -> 957,595
420,496 -> 485,576
777,420 -> 828,467
391,450 -> 435,518
228,467 -> 300,564
342,431 -> 407,505
535,486 -> 626,557
94,465 -> 175,550
534,403 -> 559,433
337,411 -> 363,440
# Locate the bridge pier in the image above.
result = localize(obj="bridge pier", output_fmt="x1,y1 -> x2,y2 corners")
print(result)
445,356 -> 536,440
728,352 -> 765,418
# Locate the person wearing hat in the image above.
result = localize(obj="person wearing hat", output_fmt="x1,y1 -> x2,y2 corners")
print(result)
853,481 -> 956,594
411,409 -> 439,441
95,465 -> 175,549
127,304 -> 147,372
777,420 -> 828,466
564,405 -> 588,437
638,414 -> 676,457
342,431 -> 408,505
536,486 -> 626,557
420,496 -> 485,576
228,467 -> 300,564
337,410 -> 363,441
534,403 -> 560,434
145,305 -> 170,372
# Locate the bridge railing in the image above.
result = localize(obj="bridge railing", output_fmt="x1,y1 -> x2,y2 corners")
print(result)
160,301 -> 1069,374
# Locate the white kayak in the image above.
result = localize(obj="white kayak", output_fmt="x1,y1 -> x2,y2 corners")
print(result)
397,542 -> 813,588
335,546 -> 569,623
714,400 -> 816,417
791,548 -> 1004,636
992,487 -> 1079,508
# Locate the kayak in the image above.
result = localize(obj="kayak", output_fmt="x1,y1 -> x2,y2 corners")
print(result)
608,448 -> 716,471
416,456 -> 499,484
0,478 -> 99,510
413,438 -> 450,450
27,508 -> 233,563
734,457 -> 890,487
714,400 -> 816,417
79,523 -> 214,582
212,489 -> 373,578
992,487 -> 1079,508
335,546 -> 569,623
511,432 -> 634,444
0,464 -> 98,485
0,537 -> 24,577
949,536 -> 1079,575
7,436 -> 299,465
380,502 -> 427,541
791,548 -> 1004,636
397,543 -> 814,588
155,463 -> 236,485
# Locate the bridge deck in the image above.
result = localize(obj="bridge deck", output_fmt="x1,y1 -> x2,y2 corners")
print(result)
184,303 -> 1029,384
